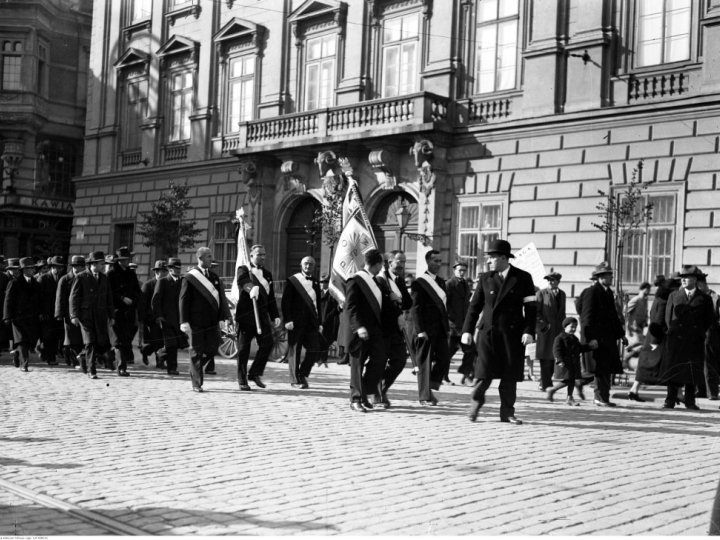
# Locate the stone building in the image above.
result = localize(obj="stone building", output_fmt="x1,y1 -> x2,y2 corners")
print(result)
75,0 -> 720,301
0,0 -> 92,258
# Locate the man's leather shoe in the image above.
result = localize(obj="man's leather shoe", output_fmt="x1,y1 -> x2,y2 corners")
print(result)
238,384 -> 252,391
546,389 -> 555,402
141,353 -> 149,366
291,382 -> 308,389
443,378 -> 455,386
361,399 -> 374,410
12,351 -> 19,368
468,401 -> 481,422
88,373 -> 98,379
628,392 -> 645,402
205,370 -> 217,375
21,367 -> 29,372
47,360 -> 58,366
594,399 -> 615,407
250,375 -> 266,388
662,402 -> 675,409
118,370 -> 130,377
350,402 -> 366,413
576,387 -> 586,400
373,395 -> 391,409
685,403 -> 700,410
419,400 -> 436,406
192,386 -> 203,393
501,416 -> 523,425
167,370 -> 180,375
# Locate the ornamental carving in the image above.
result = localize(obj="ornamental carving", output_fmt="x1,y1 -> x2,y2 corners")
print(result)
237,159 -> 258,186
281,160 -> 307,194
368,149 -> 397,189
315,150 -> 337,178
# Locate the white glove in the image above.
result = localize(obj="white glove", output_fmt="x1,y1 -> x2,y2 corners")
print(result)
181,322 -> 191,335
285,321 -> 294,331
521,333 -> 534,346
461,332 -> 473,346
249,286 -> 260,300
357,327 -> 369,340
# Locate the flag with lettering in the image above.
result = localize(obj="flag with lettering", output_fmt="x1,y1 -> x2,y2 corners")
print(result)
229,208 -> 251,303
329,178 -> 377,303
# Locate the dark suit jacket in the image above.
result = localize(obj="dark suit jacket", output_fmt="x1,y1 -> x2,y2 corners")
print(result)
281,273 -> 321,330
383,268 -> 412,311
345,272 -> 386,352
410,273 -> 449,338
138,277 -> 158,326
106,264 -> 141,324
535,287 -> 567,359
4,275 -> 42,344
153,275 -> 187,348
446,275 -> 471,336
55,271 -> 83,346
37,272 -> 61,319
581,282 -> 625,375
69,271 -> 115,346
461,265 -> 537,381
235,265 -> 279,331
179,267 -> 231,328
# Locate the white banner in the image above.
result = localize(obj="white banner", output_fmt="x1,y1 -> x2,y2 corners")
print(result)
510,242 -> 547,289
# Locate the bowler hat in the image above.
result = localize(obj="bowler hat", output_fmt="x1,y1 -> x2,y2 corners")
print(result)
152,260 -> 168,271
38,258 -> 49,268
115,246 -> 135,260
86,251 -> 105,264
654,274 -> 666,286
19,257 -> 37,269
484,239 -> 515,258
544,272 -> 562,281
678,265 -> 703,278
6,258 -> 19,269
166,258 -> 182,269
453,261 -> 469,269
104,255 -> 116,265
49,256 -> 65,267
70,255 -> 86,266
592,262 -> 613,277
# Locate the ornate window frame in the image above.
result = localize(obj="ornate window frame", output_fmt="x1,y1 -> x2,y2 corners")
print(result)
165,0 -> 201,27
289,0 -> 347,111
123,0 -> 152,40
114,49 -> 151,158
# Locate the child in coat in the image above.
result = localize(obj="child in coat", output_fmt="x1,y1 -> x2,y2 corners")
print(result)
547,317 -> 594,406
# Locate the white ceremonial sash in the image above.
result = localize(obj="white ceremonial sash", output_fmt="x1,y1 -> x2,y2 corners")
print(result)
251,266 -> 270,295
188,268 -> 220,306
354,270 -> 382,309
416,273 -> 447,307
385,269 -> 403,299
293,272 -> 317,311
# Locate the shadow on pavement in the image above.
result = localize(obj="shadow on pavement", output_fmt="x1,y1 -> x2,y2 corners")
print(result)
0,437 -> 57,443
0,458 -> 82,469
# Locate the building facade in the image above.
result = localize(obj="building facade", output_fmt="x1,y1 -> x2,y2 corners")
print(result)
0,0 -> 92,258
75,0 -> 720,301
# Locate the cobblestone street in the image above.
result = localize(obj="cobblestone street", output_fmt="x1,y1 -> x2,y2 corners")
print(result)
1,353 -> 719,535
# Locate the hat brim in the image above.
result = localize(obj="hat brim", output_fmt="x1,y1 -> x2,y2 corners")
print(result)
485,251 -> 515,259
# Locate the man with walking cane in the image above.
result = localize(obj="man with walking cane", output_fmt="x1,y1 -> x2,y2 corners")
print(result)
179,247 -> 231,393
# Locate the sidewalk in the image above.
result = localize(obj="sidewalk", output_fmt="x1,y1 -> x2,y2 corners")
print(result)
1,352 -> 718,535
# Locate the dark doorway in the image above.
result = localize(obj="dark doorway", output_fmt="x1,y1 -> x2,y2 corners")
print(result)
371,192 -> 419,278
284,197 -> 321,282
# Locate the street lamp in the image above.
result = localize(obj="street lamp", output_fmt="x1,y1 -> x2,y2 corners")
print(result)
395,199 -> 412,246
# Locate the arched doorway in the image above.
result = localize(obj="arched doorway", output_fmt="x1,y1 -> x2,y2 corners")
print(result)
371,192 -> 419,278
284,197 -> 321,281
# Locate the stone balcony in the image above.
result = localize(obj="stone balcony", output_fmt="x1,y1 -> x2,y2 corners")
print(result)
219,91 -> 452,157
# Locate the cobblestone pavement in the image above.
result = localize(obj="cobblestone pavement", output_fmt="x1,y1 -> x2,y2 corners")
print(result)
1,352 -> 719,535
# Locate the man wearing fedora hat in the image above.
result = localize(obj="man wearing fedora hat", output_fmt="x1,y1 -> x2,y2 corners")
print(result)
535,272 -> 567,393
695,272 -> 720,401
4,257 -> 43,370
0,256 -> 11,353
138,260 -> 168,368
461,239 -> 537,424
38,256 -> 66,366
447,261 -> 476,386
152,258 -> 187,375
69,251 -> 115,379
659,265 -> 715,410
581,262 -> 628,407
55,255 -> 87,370
106,247 -> 141,370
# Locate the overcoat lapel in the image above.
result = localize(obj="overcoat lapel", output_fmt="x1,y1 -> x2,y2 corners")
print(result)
495,268 -> 517,306
288,274 -> 319,324
354,276 -> 382,324
415,276 -> 448,321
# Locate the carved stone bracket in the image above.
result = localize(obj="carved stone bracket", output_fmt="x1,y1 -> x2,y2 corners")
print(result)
409,139 -> 445,235
281,160 -> 307,194
368,149 -> 397,189
315,150 -> 338,178
237,158 -> 260,238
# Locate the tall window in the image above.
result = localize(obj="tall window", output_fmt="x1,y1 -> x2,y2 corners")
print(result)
305,34 -> 335,110
124,79 -> 147,149
636,0 -> 691,67
170,71 -> 193,142
212,220 -> 237,288
622,193 -> 676,285
457,199 -> 504,279
37,44 -> 47,96
475,0 -> 519,94
130,0 -> 151,21
114,224 -> 135,253
1,40 -> 23,91
227,55 -> 254,131
382,12 -> 419,98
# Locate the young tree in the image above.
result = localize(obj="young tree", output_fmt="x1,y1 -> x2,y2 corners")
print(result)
307,175 -> 345,273
139,182 -> 203,258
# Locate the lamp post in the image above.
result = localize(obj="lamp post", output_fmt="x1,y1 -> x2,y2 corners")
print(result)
395,199 -> 411,249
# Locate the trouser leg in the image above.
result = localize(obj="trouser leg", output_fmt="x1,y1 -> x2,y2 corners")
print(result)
539,358 -> 554,390
380,334 -> 407,396
471,377 -> 493,407
165,347 -> 178,372
298,329 -> 319,379
236,329 -> 254,386
248,330 -> 274,378
498,378 -> 517,419
594,374 -> 612,402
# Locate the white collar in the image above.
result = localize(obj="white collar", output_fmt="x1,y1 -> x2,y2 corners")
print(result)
426,271 -> 437,279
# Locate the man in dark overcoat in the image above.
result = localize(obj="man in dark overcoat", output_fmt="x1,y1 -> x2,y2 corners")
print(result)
581,262 -> 628,407
411,249 -> 450,406
535,272 -> 566,392
106,247 -> 141,369
447,261 -> 476,385
345,249 -> 388,412
0,256 -> 14,353
461,239 -> 536,424
235,244 -> 280,391
69,251 -> 115,378
4,257 -> 43,371
38,255 -> 65,365
152,257 -> 187,375
696,273 -> 720,400
138,260 -> 168,368
660,265 -> 715,409
282,256 -> 322,389
180,247 -> 231,392
55,256 -> 86,370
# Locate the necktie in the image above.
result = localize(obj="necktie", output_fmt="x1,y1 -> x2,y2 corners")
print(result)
203,269 -> 208,278
499,273 -> 504,283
